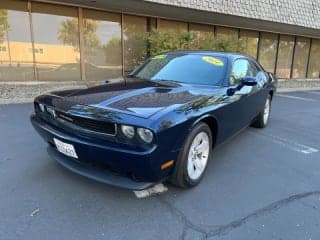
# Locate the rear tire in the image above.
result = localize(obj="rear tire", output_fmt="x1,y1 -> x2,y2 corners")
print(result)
251,95 -> 271,128
171,122 -> 212,188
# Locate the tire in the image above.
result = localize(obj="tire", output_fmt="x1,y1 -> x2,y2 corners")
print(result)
251,95 -> 272,128
171,122 -> 212,188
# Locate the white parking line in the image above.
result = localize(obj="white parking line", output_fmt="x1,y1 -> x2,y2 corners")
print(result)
276,94 -> 317,102
249,131 -> 319,154
134,184 -> 168,198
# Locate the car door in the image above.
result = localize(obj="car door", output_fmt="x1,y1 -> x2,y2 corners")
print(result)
215,58 -> 257,142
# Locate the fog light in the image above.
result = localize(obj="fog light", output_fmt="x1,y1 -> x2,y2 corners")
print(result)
121,125 -> 135,139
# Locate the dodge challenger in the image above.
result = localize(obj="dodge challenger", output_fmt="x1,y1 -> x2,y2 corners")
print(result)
31,51 -> 277,190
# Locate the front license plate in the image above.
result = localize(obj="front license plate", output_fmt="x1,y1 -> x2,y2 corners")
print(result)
53,138 -> 78,159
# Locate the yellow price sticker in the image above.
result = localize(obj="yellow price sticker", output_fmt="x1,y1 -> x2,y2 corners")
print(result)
202,56 -> 224,66
152,54 -> 166,60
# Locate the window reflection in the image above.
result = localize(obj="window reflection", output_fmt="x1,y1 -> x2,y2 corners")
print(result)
0,0 -> 34,81
158,19 -> 188,32
239,30 -> 259,58
216,27 -> 239,52
292,37 -> 310,78
276,35 -> 294,78
189,23 -> 214,49
82,9 -> 122,82
258,32 -> 278,73
31,3 -> 81,81
123,15 -> 147,74
307,39 -> 320,78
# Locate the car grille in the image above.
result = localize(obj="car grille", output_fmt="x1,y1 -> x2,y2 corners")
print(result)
56,111 -> 117,136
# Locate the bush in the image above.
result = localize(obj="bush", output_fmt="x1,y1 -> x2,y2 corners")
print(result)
146,28 -> 244,56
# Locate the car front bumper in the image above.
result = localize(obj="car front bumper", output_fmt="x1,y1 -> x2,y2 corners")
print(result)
30,114 -> 178,190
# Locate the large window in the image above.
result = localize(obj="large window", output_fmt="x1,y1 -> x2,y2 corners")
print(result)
216,27 -> 238,51
307,39 -> 320,78
32,3 -> 81,81
258,32 -> 278,73
239,30 -> 259,58
189,23 -> 214,49
0,0 -> 34,81
32,3 -> 80,81
292,37 -> 310,78
276,35 -> 295,78
82,9 -> 122,82
123,15 -> 147,73
158,19 -> 187,32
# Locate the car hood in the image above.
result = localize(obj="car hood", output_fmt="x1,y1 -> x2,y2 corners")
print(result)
48,78 -> 219,118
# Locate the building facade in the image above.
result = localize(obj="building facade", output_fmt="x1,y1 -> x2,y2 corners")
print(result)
0,0 -> 320,85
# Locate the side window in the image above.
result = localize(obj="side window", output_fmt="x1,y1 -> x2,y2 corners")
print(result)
230,59 -> 251,85
249,61 -> 260,77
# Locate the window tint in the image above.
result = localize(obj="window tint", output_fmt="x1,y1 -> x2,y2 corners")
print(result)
230,59 -> 255,85
132,54 -> 227,86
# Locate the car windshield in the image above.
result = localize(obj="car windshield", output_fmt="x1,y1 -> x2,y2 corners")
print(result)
130,53 -> 227,86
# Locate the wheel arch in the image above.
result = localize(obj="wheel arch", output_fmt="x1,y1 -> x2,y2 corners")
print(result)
191,114 -> 219,148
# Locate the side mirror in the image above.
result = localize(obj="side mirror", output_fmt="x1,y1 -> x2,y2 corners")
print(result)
241,76 -> 257,86
227,76 -> 257,96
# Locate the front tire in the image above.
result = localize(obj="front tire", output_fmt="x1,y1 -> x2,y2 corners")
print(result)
252,95 -> 271,128
171,122 -> 212,188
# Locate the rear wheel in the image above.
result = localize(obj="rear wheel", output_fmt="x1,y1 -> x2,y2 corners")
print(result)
171,122 -> 212,188
252,95 -> 271,128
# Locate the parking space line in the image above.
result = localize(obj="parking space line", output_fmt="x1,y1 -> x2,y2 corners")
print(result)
133,184 -> 168,198
276,94 -> 317,102
249,131 -> 319,154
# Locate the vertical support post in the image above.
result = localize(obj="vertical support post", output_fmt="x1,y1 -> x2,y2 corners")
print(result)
256,32 -> 261,61
28,0 -> 38,81
78,7 -> 86,82
121,13 -> 125,79
290,36 -> 297,79
274,34 -> 280,75
146,17 -> 151,58
305,38 -> 312,78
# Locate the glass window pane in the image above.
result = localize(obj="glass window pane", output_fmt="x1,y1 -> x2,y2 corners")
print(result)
307,39 -> 320,78
123,15 -> 147,73
83,9 -> 122,82
258,32 -> 278,73
239,30 -> 259,58
158,19 -> 187,32
276,35 -> 294,78
216,27 -> 238,40
0,0 -> 34,81
292,37 -> 310,78
215,27 -> 239,51
189,23 -> 214,49
32,3 -> 80,81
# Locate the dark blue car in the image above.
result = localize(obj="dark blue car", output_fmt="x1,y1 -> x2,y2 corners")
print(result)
31,51 -> 277,190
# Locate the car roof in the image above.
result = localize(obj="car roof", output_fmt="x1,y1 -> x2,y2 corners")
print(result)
164,50 -> 254,61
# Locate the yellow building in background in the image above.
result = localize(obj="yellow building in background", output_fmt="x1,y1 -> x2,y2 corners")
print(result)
0,41 -> 79,67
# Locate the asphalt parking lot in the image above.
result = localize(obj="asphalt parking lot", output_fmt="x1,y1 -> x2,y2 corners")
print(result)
1,90 -> 320,240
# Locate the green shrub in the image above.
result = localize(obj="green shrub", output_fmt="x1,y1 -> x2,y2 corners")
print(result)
146,28 -> 244,56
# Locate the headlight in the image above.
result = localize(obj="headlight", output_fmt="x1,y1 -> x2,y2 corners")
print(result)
121,125 -> 135,139
137,128 -> 153,143
38,103 -> 45,112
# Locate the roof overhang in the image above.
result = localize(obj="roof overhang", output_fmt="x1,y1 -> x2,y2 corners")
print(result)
41,0 -> 320,39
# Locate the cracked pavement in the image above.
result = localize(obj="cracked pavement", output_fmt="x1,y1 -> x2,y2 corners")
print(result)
1,90 -> 320,240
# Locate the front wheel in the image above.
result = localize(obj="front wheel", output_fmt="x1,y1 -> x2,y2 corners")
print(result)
251,95 -> 271,128
171,122 -> 212,188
